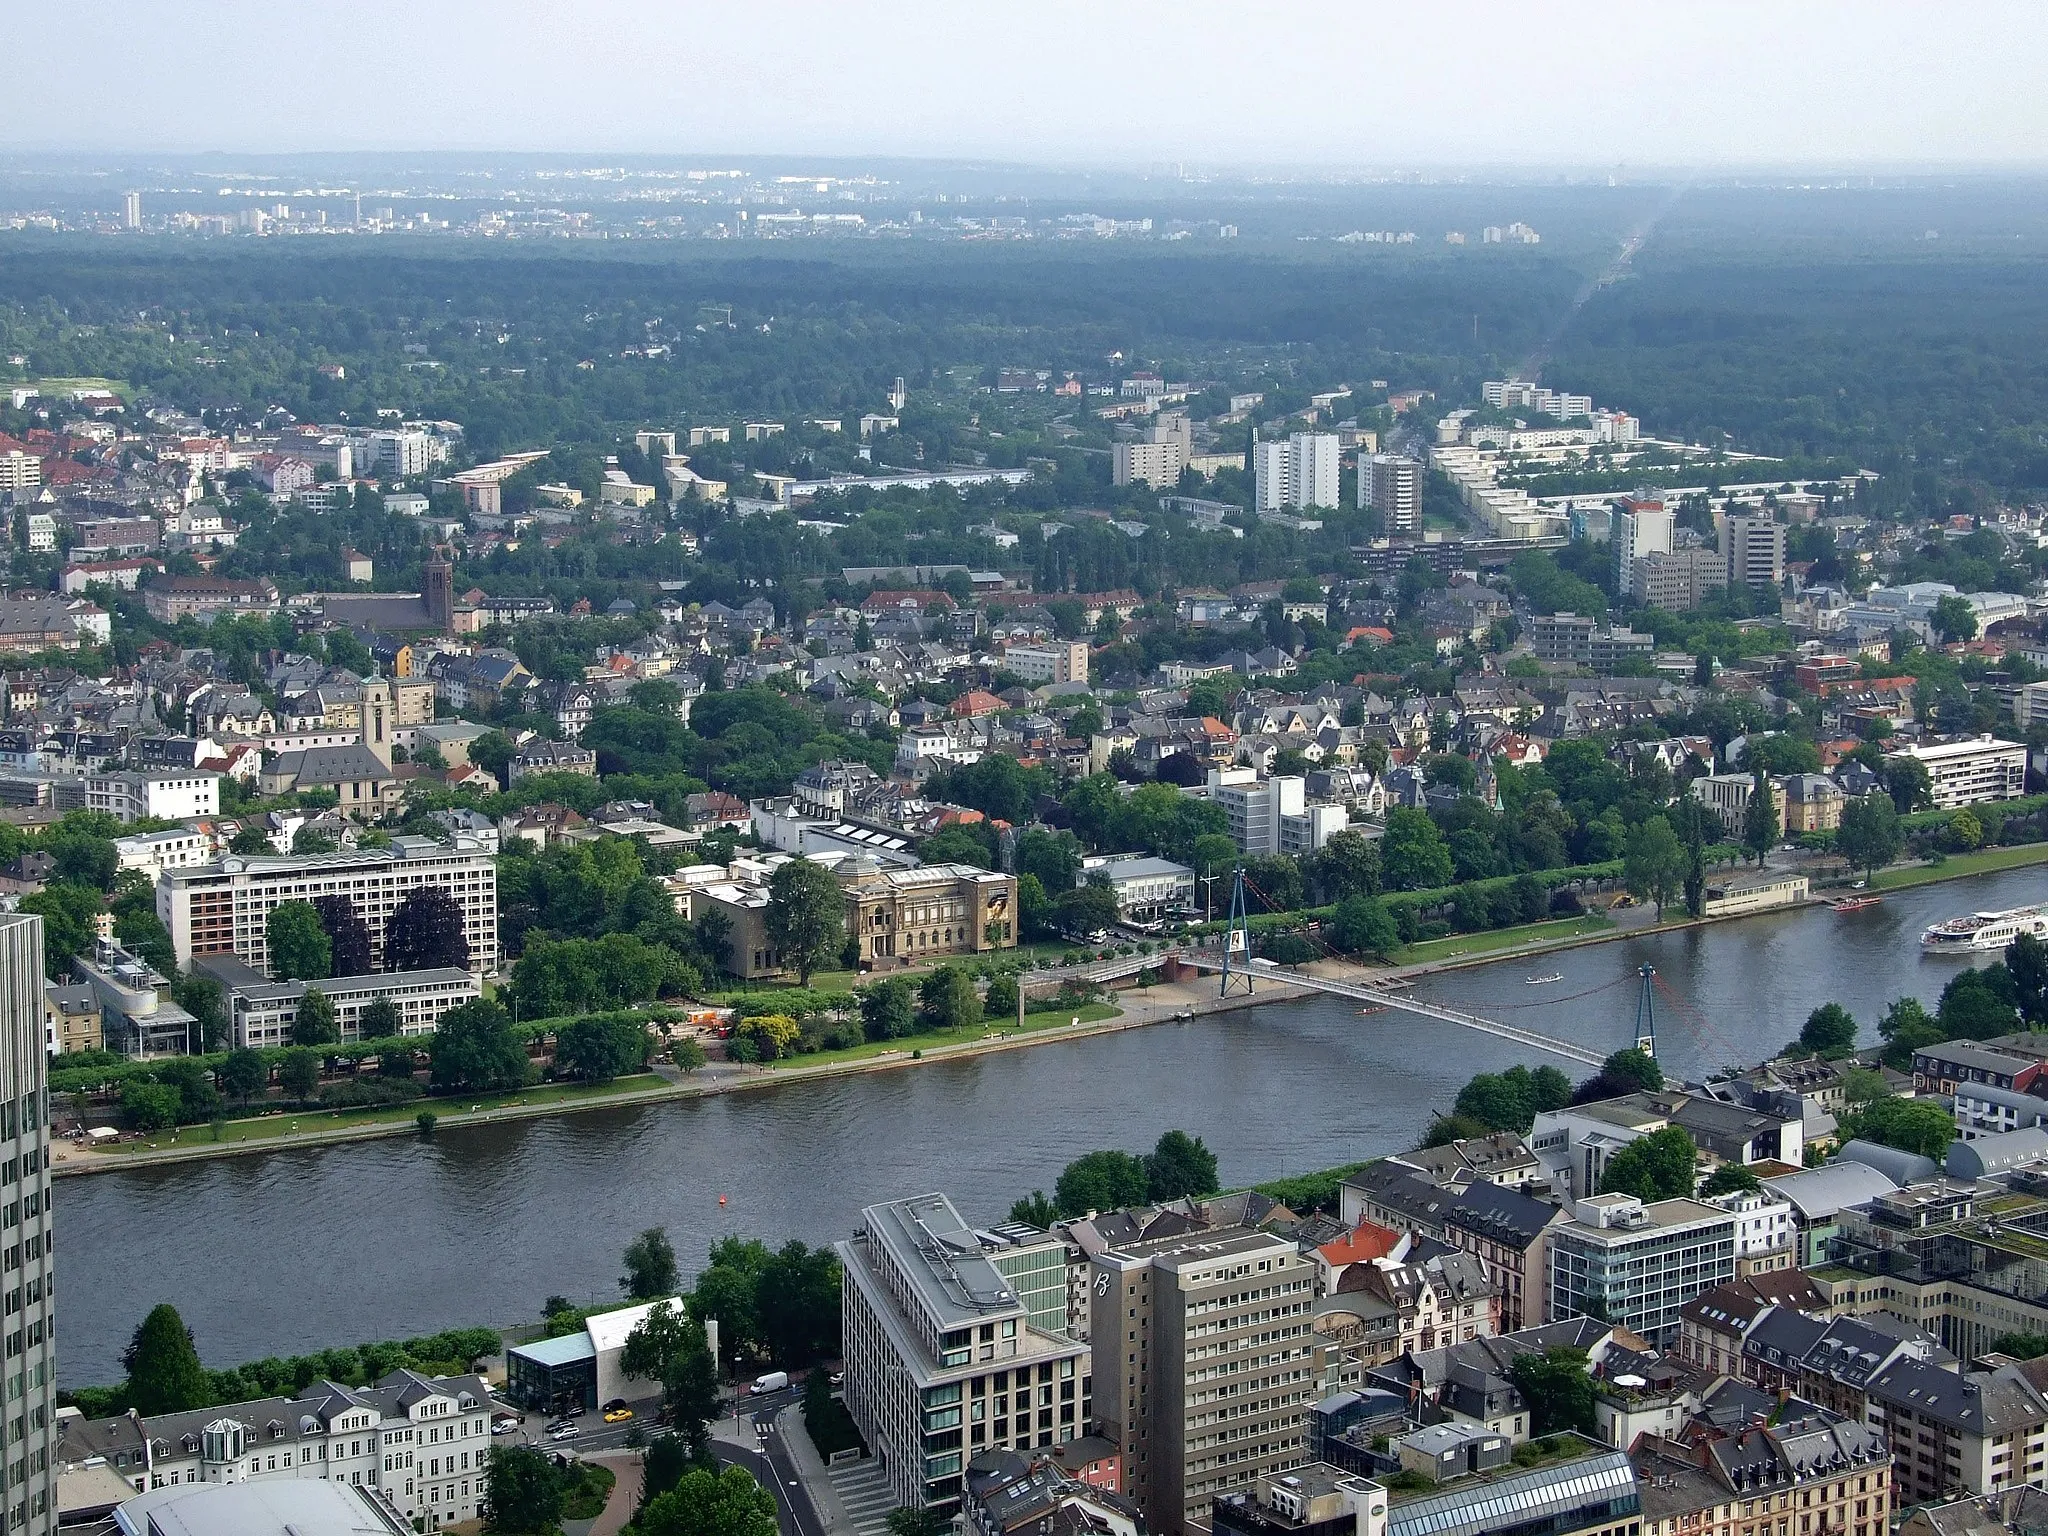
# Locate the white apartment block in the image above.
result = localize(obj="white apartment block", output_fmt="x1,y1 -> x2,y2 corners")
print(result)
1003,641 -> 1089,686
1206,770 -> 1346,855
0,452 -> 39,494
1886,735 -> 2026,809
223,967 -> 482,1049
839,1193 -> 1090,1515
1112,439 -> 1185,490
157,838 -> 498,976
1705,1189 -> 1797,1274
113,828 -> 216,882
1253,433 -> 1339,513
87,771 -> 219,825
1612,501 -> 1674,590
1721,513 -> 1787,589
59,1370 -> 492,1531
1364,455 -> 1421,533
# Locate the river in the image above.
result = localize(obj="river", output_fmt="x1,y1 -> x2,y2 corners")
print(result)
55,864 -> 2046,1387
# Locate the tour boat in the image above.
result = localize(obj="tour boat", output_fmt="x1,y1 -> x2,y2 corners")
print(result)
1921,903 -> 2048,954
1830,896 -> 1883,913
1525,972 -> 1565,985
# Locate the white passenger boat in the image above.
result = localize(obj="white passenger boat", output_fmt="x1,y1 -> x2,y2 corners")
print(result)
1921,903 -> 2048,954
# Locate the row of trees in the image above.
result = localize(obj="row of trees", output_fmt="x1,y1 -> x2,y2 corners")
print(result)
264,888 -> 470,983
78,1301 -> 498,1419
1008,1129 -> 1222,1225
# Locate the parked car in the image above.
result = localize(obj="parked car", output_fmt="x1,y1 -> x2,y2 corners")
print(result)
548,1422 -> 580,1442
603,1406 -> 633,1423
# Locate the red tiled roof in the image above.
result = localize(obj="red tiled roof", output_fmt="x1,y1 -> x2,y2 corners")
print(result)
1318,1220 -> 1403,1267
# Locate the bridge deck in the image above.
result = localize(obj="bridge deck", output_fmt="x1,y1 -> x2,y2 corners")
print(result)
1177,954 -> 1607,1067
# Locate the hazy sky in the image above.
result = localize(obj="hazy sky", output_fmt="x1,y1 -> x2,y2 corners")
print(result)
9,0 -> 2045,167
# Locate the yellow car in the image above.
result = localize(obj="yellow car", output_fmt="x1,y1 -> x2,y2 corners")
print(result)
603,1406 -> 633,1424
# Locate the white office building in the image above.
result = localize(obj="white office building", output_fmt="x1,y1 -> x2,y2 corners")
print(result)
1612,499 -> 1674,596
1253,433 -> 1340,513
157,839 -> 498,976
86,771 -> 219,826
1206,770 -> 1347,855
1885,735 -> 2027,809
218,967 -> 483,1049
112,828 -> 216,883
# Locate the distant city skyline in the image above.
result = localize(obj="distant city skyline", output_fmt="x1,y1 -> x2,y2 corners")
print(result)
3,0 -> 2044,168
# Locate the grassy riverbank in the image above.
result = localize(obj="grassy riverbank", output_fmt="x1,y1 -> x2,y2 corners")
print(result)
1871,842 -> 2048,891
81,1074 -> 675,1156
1394,913 -> 1615,966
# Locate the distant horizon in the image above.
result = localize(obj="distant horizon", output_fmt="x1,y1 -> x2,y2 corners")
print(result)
5,149 -> 2048,178
4,1 -> 2042,168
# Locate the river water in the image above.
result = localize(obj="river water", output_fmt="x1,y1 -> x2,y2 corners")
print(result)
56,865 -> 2046,1387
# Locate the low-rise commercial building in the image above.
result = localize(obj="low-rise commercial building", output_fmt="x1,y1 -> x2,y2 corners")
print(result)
1885,736 -> 2027,808
1084,856 -> 1196,923
207,963 -> 481,1049
503,1298 -> 677,1418
1545,1195 -> 1737,1348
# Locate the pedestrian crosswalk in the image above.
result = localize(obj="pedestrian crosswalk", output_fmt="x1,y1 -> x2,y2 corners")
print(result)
827,1458 -> 895,1536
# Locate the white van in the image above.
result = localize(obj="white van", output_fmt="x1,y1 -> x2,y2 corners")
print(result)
749,1371 -> 790,1395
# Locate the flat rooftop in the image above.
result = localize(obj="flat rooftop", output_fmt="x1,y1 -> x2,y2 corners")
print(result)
863,1192 -> 1024,1333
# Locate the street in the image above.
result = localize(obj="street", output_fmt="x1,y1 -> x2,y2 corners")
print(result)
499,1382 -> 824,1536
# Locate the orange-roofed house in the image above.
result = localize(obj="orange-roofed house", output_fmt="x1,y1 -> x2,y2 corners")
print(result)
1346,625 -> 1396,648
952,689 -> 1003,717
1314,1220 -> 1408,1293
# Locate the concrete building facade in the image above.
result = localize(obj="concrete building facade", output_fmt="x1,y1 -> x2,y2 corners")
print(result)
1090,1226 -> 1314,1536
839,1194 -> 1091,1515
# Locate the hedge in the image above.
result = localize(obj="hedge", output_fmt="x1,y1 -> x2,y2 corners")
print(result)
1184,858 -> 1628,940
50,1008 -> 653,1099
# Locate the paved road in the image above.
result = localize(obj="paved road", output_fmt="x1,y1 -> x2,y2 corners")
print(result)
716,1406 -> 825,1536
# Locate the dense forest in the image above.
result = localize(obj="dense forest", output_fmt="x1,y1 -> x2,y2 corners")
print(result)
5,179 -> 2048,507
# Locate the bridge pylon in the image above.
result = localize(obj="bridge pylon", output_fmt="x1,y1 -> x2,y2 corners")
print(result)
1633,964 -> 1657,1059
1218,867 -> 1255,998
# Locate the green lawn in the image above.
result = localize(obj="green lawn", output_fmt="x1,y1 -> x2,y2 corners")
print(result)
766,1002 -> 1122,1070
1872,843 -> 2048,890
86,1073 -> 671,1155
1394,913 -> 1614,966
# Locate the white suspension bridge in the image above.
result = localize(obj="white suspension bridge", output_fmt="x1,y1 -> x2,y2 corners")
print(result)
1032,944 -> 1611,1068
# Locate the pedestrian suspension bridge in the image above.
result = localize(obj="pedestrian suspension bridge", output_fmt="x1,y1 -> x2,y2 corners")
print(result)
1063,868 -> 1695,1071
